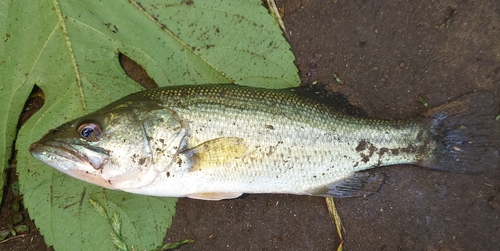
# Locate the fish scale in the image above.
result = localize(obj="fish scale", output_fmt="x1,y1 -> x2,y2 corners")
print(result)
121,85 -> 431,195
30,85 -> 498,200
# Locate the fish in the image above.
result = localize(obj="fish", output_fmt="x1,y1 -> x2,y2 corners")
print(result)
29,85 -> 498,200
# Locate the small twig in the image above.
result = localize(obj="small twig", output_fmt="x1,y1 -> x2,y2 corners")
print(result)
325,197 -> 344,251
152,239 -> 195,251
266,0 -> 287,35
0,234 -> 29,245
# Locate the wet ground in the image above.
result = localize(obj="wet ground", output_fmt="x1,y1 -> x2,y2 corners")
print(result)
2,0 -> 500,250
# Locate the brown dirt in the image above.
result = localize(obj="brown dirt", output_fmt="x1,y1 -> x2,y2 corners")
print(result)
2,0 -> 499,250
0,89 -> 52,250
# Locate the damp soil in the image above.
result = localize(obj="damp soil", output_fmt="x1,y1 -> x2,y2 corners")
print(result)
2,0 -> 500,250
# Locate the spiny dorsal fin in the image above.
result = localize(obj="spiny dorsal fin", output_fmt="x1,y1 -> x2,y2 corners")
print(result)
309,172 -> 386,198
185,137 -> 247,172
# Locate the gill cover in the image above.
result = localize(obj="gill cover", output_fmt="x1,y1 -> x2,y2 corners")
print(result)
30,100 -> 188,191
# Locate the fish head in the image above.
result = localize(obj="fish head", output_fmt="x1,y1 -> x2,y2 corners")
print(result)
29,100 -> 187,190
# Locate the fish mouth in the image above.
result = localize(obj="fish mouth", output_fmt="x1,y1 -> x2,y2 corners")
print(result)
29,140 -> 109,171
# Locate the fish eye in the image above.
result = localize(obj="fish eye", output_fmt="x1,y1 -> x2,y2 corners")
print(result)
77,122 -> 102,140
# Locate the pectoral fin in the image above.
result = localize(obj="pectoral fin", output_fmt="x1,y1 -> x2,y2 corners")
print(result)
187,192 -> 243,200
310,172 -> 386,198
184,137 -> 247,171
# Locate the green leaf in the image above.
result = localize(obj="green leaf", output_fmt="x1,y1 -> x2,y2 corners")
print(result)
0,0 -> 15,204
11,181 -> 20,196
0,0 -> 11,55
3,0 -> 298,250
13,225 -> 30,234
0,229 -> 9,241
11,213 -> 22,224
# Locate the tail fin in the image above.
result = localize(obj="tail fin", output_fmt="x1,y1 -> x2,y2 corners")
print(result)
420,92 -> 499,173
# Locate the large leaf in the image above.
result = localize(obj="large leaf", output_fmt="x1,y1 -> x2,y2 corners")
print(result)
0,0 -> 8,203
2,0 -> 298,250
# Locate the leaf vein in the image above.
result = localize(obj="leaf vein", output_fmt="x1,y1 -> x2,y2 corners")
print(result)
53,0 -> 87,113
128,0 -> 233,82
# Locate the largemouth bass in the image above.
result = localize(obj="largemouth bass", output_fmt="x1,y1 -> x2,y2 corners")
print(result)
29,85 -> 498,200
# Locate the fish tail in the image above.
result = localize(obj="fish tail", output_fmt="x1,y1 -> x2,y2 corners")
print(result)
419,92 -> 499,173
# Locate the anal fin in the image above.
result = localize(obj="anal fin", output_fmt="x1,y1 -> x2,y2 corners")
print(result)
310,172 -> 386,198
187,192 -> 243,200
